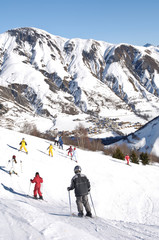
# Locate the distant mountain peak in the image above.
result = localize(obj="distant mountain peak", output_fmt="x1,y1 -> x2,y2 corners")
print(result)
144,43 -> 154,47
0,27 -> 159,140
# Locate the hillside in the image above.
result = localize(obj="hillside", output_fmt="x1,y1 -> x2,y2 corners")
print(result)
115,115 -> 159,157
0,127 -> 159,239
0,27 -> 159,136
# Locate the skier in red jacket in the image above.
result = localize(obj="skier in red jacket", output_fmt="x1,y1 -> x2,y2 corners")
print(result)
30,172 -> 43,199
125,155 -> 130,165
66,146 -> 73,157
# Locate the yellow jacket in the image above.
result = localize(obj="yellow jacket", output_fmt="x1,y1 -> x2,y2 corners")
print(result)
49,145 -> 53,150
20,139 -> 27,147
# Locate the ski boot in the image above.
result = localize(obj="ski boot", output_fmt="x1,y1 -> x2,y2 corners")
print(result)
78,212 -> 83,217
86,212 -> 92,218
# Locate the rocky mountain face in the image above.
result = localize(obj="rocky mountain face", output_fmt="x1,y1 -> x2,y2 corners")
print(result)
0,27 -> 159,134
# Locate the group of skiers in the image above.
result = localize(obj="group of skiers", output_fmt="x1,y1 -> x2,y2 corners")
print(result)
7,136 -> 92,217
30,152 -> 130,217
7,134 -> 132,218
18,136 -> 77,161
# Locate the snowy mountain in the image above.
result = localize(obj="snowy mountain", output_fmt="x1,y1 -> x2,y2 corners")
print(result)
115,115 -> 159,157
0,27 -> 159,135
1,126 -> 159,240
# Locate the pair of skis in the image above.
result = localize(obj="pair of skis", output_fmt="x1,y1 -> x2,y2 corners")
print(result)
71,213 -> 94,218
27,195 -> 47,202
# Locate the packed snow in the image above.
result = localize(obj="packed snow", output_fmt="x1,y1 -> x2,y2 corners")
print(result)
0,127 -> 159,239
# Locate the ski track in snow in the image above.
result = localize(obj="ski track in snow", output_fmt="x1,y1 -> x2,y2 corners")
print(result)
0,127 -> 159,239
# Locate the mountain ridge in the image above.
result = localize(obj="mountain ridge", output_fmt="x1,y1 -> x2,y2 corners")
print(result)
0,27 -> 159,137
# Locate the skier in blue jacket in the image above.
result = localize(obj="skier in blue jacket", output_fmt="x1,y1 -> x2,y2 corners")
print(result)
58,136 -> 63,149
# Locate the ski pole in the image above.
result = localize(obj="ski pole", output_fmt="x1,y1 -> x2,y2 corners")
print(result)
89,192 -> 97,217
68,190 -> 72,215
7,160 -> 10,167
41,182 -> 43,194
20,160 -> 23,173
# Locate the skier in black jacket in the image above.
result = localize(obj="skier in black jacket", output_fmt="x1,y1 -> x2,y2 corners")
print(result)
67,165 -> 92,217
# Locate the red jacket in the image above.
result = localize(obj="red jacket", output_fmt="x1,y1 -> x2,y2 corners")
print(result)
67,146 -> 73,152
31,175 -> 43,188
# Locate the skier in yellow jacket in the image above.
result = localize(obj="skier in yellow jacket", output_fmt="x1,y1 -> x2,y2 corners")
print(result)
19,138 -> 28,154
47,144 -> 54,157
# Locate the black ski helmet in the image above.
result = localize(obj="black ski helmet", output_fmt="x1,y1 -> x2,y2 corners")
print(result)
74,165 -> 82,174
35,172 -> 39,176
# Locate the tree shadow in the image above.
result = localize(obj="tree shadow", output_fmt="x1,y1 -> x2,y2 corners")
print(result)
1,183 -> 29,198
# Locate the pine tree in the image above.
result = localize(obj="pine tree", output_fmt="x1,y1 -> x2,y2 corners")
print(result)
112,147 -> 125,160
140,152 -> 150,165
130,150 -> 139,164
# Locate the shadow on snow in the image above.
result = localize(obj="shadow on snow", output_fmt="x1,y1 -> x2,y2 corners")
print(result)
1,183 -> 29,198
0,166 -> 9,174
7,144 -> 19,151
49,212 -> 70,217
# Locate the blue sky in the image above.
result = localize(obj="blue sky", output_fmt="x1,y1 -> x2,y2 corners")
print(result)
0,0 -> 159,46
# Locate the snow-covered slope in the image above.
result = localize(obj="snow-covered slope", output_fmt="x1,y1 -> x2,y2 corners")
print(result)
0,127 -> 159,239
115,116 -> 159,157
0,27 -> 159,134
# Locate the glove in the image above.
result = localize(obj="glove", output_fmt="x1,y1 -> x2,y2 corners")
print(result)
67,187 -> 71,191
30,179 -> 32,182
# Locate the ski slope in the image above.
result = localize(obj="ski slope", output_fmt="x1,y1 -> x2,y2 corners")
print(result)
0,127 -> 159,240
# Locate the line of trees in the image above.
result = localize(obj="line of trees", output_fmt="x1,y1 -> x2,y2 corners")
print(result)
22,122 -> 158,165
112,147 -> 150,165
